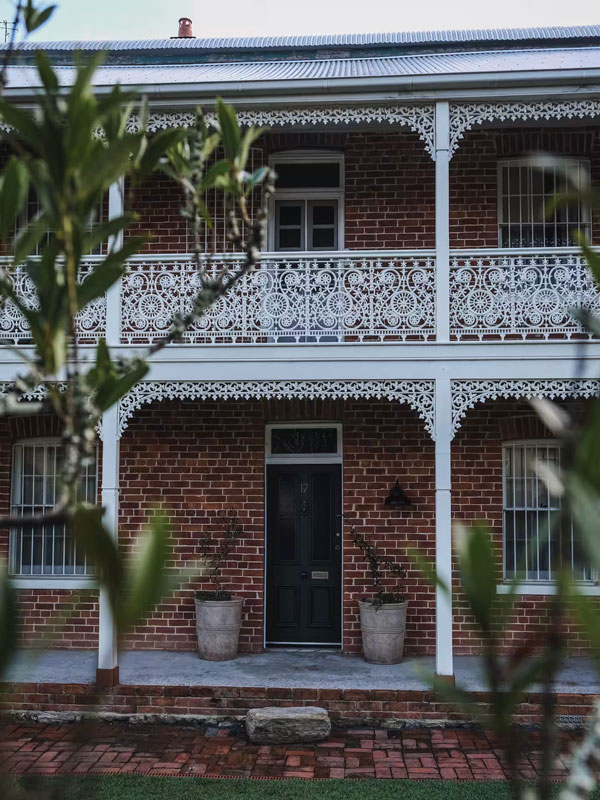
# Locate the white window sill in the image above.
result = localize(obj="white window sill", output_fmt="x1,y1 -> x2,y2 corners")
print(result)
9,578 -> 98,590
497,583 -> 600,596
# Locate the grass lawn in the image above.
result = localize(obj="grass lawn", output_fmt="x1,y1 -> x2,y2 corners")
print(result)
6,777 -> 598,799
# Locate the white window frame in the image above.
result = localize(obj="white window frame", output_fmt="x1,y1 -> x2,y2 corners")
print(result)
497,156 -> 592,248
265,422 -> 343,464
9,437 -> 98,588
267,150 -> 345,252
499,439 -> 596,593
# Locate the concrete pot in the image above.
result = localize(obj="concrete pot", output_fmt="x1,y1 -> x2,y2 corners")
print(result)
358,599 -> 408,665
195,597 -> 243,661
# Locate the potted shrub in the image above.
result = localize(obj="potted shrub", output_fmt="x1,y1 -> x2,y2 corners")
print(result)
195,512 -> 244,661
353,528 -> 408,664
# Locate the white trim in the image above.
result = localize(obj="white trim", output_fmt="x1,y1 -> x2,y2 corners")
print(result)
497,583 -> 600,596
265,422 -> 343,464
10,578 -> 98,590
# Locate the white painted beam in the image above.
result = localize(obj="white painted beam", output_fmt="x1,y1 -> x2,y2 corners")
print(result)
105,177 -> 125,347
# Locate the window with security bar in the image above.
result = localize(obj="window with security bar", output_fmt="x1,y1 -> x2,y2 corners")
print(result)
15,192 -> 106,256
498,158 -> 591,248
503,441 -> 591,582
9,440 -> 98,577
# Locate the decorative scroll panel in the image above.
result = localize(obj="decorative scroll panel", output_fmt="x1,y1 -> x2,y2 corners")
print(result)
0,259 -> 106,344
449,250 -> 599,341
451,379 -> 600,438
117,379 -> 436,440
120,253 -> 436,344
449,100 -> 600,157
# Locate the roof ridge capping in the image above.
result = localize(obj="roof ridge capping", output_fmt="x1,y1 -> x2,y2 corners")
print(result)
4,24 -> 600,52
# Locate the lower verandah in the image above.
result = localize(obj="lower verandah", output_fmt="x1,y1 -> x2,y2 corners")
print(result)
3,396 -> 597,659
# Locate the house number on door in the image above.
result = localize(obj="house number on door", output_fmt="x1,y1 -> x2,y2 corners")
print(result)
301,483 -> 309,515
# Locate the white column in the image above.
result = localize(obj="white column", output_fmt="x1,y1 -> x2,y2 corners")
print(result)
97,405 -> 120,685
97,177 -> 124,686
105,176 -> 125,347
435,101 -> 450,344
435,377 -> 453,678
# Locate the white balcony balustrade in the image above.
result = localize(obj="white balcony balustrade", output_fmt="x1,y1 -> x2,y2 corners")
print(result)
449,249 -> 600,341
0,257 -> 107,344
1,249 -> 599,346
120,252 -> 437,344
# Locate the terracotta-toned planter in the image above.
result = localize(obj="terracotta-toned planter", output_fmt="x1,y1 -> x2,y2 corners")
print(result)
358,600 -> 408,664
195,597 -> 243,661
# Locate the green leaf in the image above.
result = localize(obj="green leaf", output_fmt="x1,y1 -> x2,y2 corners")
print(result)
565,474 -> 600,573
118,511 -> 171,631
216,99 -> 242,161
454,522 -> 497,631
136,128 -> 188,183
13,213 -> 49,264
0,157 -> 29,238
76,260 -> 125,308
34,50 -> 59,94
569,581 -> 600,673
0,566 -> 17,678
24,3 -> 56,32
70,506 -> 121,611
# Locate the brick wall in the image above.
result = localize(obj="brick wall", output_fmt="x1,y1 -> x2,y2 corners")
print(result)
0,415 -> 99,648
128,126 -> 600,254
117,398 -> 436,655
452,398 -> 595,655
450,127 -> 600,248
3,396 -> 596,658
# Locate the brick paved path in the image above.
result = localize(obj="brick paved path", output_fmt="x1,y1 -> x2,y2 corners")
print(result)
0,722 -> 578,780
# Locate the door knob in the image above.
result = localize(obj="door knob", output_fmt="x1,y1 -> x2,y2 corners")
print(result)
300,571 -> 308,579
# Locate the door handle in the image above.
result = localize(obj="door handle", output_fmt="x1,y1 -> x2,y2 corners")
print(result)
300,571 -> 308,579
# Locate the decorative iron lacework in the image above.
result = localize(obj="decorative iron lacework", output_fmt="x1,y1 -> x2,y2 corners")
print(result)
0,382 -> 104,438
451,379 -> 600,437
449,100 -> 600,157
117,379 -> 436,439
0,260 -> 106,343
125,105 -> 437,159
449,250 -> 600,340
120,253 -> 436,344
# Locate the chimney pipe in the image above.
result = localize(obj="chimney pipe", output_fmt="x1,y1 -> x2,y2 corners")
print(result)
177,17 -> 194,38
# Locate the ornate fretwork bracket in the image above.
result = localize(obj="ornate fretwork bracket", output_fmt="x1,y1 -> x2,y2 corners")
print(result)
117,379 -> 436,439
449,100 -> 600,157
451,378 -> 600,438
126,105 -> 437,159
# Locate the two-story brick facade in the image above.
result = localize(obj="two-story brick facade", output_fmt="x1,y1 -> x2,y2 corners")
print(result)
2,23 -> 600,701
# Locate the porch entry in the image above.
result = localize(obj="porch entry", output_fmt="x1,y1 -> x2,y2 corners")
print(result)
266,460 -> 342,646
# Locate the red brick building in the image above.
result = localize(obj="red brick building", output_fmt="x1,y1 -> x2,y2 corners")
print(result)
2,23 -> 600,696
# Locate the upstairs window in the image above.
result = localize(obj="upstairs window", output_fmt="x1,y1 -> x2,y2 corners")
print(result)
498,158 -> 591,248
503,441 -> 591,582
9,440 -> 98,577
269,151 -> 344,251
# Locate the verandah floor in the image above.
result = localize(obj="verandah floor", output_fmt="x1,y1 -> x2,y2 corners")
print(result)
4,650 -> 600,694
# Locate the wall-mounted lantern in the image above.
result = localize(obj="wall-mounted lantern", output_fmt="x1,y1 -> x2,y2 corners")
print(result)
384,479 -> 412,508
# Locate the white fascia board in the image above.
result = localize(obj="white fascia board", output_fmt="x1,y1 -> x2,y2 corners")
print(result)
2,342 -> 600,382
4,70 -> 600,105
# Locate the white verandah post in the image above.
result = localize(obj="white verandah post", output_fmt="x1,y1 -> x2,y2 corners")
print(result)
96,177 -> 124,687
435,378 -> 453,679
434,101 -> 453,678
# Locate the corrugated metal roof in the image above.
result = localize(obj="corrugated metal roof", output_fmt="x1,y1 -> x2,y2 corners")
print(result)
5,46 -> 600,87
4,24 -> 600,52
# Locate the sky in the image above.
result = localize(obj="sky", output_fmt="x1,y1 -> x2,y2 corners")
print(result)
0,0 -> 597,42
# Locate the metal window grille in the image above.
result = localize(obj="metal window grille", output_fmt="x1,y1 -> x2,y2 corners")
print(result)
498,158 -> 591,248
503,441 -> 591,582
9,440 -> 98,576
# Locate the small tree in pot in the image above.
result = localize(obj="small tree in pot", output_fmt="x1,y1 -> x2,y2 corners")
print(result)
353,528 -> 407,664
195,512 -> 244,661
